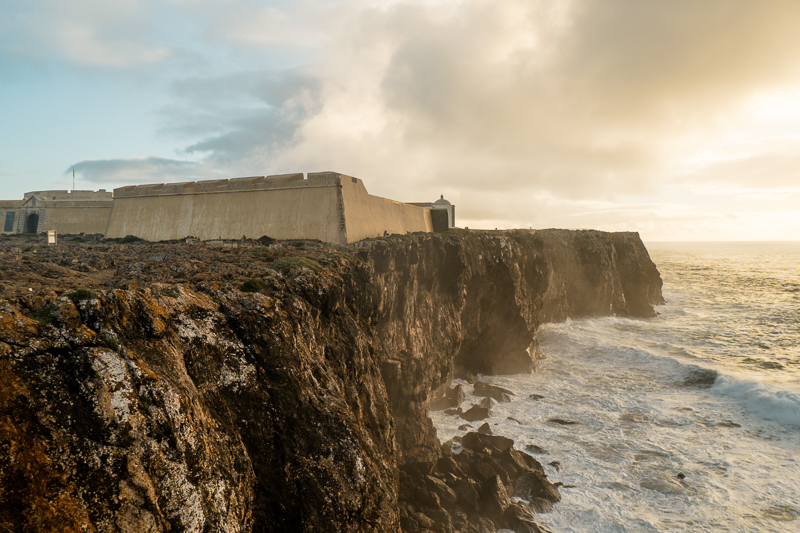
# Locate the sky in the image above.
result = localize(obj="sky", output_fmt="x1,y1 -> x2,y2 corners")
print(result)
2,0 -> 800,241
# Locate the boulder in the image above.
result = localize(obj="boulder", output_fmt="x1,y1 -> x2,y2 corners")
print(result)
469,455 -> 511,486
426,508 -> 453,532
462,432 -> 514,456
512,449 -> 545,473
453,446 -> 475,468
461,405 -> 492,422
431,384 -> 466,411
473,382 -> 516,402
547,418 -> 579,425
528,497 -> 554,513
437,456 -> 467,479
504,449 -> 544,474
465,517 -> 498,533
514,471 -> 561,503
503,502 -> 550,533
452,478 -> 480,510
425,475 -> 459,509
478,423 -> 493,435
441,440 -> 455,457
480,475 -> 510,524
525,444 -> 548,455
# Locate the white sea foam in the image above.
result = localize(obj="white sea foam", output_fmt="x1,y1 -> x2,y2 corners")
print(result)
711,374 -> 800,428
432,243 -> 800,532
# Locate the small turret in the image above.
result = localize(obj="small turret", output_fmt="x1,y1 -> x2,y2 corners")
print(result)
431,195 -> 455,230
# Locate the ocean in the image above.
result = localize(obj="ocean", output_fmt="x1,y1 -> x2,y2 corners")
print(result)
431,241 -> 800,532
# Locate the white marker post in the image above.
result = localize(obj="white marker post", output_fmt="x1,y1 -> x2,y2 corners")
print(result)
47,230 -> 57,245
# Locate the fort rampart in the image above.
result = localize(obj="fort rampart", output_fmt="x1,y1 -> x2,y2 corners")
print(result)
1,190 -> 112,235
105,172 -> 434,243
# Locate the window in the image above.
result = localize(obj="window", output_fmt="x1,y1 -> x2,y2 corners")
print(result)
4,212 -> 15,232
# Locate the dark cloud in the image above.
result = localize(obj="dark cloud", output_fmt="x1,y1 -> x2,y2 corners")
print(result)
63,68 -> 324,187
160,69 -> 322,165
9,0 -> 799,239
370,0 -> 800,198
67,157 -> 202,184
557,1 -> 800,118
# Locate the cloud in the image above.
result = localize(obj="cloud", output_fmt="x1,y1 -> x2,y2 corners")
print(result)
160,69 -> 322,167
68,157 -> 203,185
684,137 -> 800,189
231,0 -> 798,210
10,0 -> 800,240
1,0 -> 174,68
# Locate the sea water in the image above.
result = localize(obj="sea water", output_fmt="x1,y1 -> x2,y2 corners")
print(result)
431,242 -> 800,532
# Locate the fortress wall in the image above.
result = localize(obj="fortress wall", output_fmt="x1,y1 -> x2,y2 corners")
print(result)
0,190 -> 114,235
106,172 -> 433,243
25,190 -> 113,200
337,175 -> 433,242
42,205 -> 113,234
106,181 -> 343,242
0,201 -> 20,234
112,173 -> 330,199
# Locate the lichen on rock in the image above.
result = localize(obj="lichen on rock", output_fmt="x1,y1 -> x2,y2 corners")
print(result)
0,229 -> 662,532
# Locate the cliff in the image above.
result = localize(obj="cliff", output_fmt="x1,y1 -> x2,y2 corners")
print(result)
0,229 -> 663,532
362,229 -> 663,466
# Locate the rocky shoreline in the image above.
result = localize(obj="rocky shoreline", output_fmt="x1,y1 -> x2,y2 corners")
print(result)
0,229 -> 663,532
399,380 -> 560,533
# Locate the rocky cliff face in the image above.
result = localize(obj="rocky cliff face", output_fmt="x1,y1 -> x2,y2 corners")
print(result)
0,229 -> 662,532
360,229 -> 663,466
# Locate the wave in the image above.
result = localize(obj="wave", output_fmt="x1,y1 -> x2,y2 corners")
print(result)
711,375 -> 800,428
538,315 -> 800,429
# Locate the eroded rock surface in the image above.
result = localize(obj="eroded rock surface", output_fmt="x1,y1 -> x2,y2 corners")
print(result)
360,229 -> 662,465
0,229 -> 662,532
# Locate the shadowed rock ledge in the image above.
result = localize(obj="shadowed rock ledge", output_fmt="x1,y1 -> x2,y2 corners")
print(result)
0,229 -> 662,532
362,229 -> 664,466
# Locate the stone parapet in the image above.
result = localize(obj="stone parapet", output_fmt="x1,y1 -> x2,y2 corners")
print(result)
24,190 -> 113,200
113,173 -> 348,199
106,171 -> 431,243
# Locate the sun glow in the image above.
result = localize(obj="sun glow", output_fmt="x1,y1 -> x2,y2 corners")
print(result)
747,90 -> 800,121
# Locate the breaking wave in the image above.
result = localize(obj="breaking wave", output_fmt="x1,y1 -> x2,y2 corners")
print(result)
711,375 -> 800,428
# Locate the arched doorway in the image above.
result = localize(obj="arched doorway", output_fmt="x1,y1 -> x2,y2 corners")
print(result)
24,213 -> 39,234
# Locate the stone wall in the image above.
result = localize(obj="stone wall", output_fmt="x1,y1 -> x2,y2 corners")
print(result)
38,203 -> 115,235
336,173 -> 433,243
0,190 -> 112,235
105,172 -> 433,243
106,178 -> 343,242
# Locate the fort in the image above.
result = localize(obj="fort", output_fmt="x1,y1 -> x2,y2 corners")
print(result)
0,189 -> 113,235
1,171 -> 455,243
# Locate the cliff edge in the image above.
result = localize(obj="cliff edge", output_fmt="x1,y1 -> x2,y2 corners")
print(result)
0,229 -> 662,532
361,229 -> 663,466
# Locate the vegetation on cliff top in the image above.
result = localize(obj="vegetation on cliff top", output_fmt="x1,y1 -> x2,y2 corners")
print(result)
0,230 -> 663,533
270,256 -> 324,274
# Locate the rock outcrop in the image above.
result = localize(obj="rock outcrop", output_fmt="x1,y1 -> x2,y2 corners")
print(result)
360,229 -> 663,465
0,229 -> 663,532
